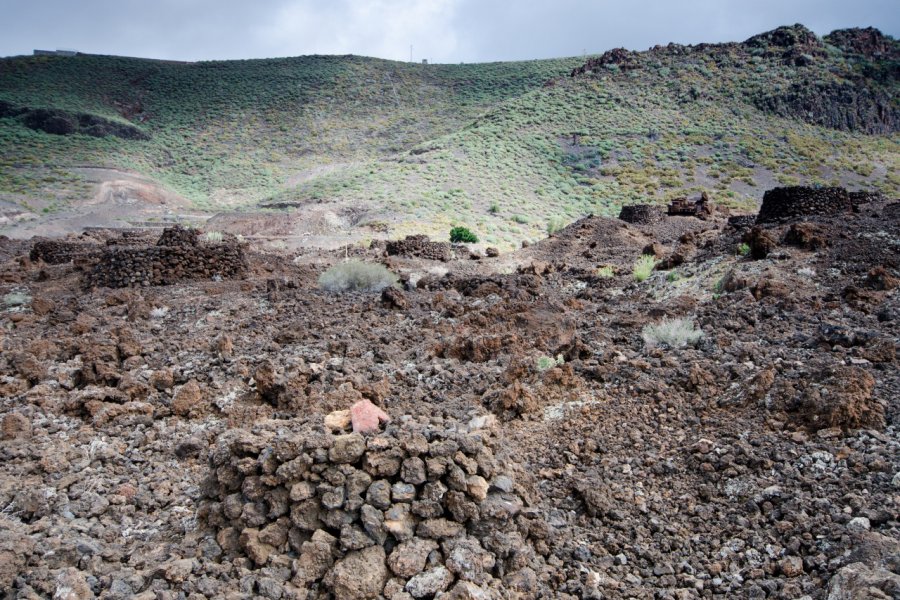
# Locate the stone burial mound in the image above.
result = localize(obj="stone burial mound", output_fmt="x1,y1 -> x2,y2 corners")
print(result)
755,186 -> 873,223
198,414 -> 549,599
85,226 -> 248,288
618,204 -> 663,225
385,235 -> 453,262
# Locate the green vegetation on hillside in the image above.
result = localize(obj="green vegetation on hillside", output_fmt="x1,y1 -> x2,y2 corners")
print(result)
1,25 -> 897,245
0,53 -> 584,211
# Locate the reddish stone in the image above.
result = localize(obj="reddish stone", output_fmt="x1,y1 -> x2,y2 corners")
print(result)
351,399 -> 390,434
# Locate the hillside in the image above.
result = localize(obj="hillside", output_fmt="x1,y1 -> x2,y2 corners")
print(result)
0,53 -> 585,233
0,25 -> 898,246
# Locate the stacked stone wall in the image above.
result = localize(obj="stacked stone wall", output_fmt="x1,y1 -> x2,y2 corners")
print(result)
199,417 -> 546,597
385,235 -> 452,262
618,204 -> 664,224
29,240 -> 101,264
156,226 -> 199,247
757,186 -> 853,223
85,227 -> 246,288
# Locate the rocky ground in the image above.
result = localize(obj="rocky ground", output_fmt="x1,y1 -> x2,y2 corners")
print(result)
0,197 -> 897,599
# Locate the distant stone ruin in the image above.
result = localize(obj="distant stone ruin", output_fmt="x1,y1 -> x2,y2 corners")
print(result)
756,186 -> 867,223
618,204 -> 663,225
30,239 -> 102,264
385,235 -> 452,262
155,226 -> 200,247
86,226 -> 247,288
667,192 -> 711,218
727,215 -> 757,229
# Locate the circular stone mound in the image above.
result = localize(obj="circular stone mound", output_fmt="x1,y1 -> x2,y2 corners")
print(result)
618,204 -> 663,224
198,415 -> 548,597
756,186 -> 853,223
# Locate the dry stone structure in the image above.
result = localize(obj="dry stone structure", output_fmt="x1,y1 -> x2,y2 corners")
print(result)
199,416 -> 548,598
29,239 -> 101,264
848,190 -> 884,210
385,235 -> 452,262
756,186 -> 854,223
618,204 -> 663,225
727,215 -> 757,229
86,226 -> 247,288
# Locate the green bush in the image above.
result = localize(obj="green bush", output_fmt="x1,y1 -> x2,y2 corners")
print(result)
642,318 -> 704,349
450,226 -> 478,243
596,265 -> 615,278
319,260 -> 398,292
546,217 -> 566,235
536,354 -> 564,371
632,254 -> 657,282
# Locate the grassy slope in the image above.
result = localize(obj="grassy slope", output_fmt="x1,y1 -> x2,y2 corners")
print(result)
0,26 -> 897,246
267,34 -> 899,247
0,53 -> 585,213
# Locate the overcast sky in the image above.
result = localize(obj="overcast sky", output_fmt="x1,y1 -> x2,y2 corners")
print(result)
1,0 -> 897,63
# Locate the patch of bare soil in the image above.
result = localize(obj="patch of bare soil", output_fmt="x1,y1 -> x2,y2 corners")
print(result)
3,169 -> 196,240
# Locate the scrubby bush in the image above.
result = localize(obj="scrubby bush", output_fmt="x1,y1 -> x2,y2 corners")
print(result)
3,291 -> 30,307
203,231 -> 224,243
632,254 -> 657,282
536,354 -> 564,371
596,265 -> 615,278
150,306 -> 169,319
546,217 -> 566,235
642,318 -> 704,349
319,260 -> 398,292
450,226 -> 478,243
737,242 -> 751,256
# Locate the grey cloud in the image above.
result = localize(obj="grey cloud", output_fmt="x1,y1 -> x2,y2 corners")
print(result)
0,0 -> 896,63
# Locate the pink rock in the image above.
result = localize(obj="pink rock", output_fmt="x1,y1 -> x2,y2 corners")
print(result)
351,399 -> 390,433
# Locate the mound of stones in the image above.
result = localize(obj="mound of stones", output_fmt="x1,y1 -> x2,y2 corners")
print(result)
618,204 -> 663,224
199,416 -> 548,599
756,186 -> 854,223
727,215 -> 756,229
571,47 -> 641,76
86,226 -> 247,288
29,239 -> 101,264
386,235 -> 452,262
156,226 -> 200,247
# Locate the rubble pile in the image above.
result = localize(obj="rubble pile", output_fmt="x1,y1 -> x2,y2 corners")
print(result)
199,415 -> 547,598
385,235 -> 452,262
156,226 -> 200,247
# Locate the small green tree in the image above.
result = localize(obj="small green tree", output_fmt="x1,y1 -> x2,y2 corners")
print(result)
450,226 -> 478,243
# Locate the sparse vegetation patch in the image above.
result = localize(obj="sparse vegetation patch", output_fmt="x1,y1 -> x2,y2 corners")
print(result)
642,317 -> 705,349
633,254 -> 658,282
318,260 -> 398,292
